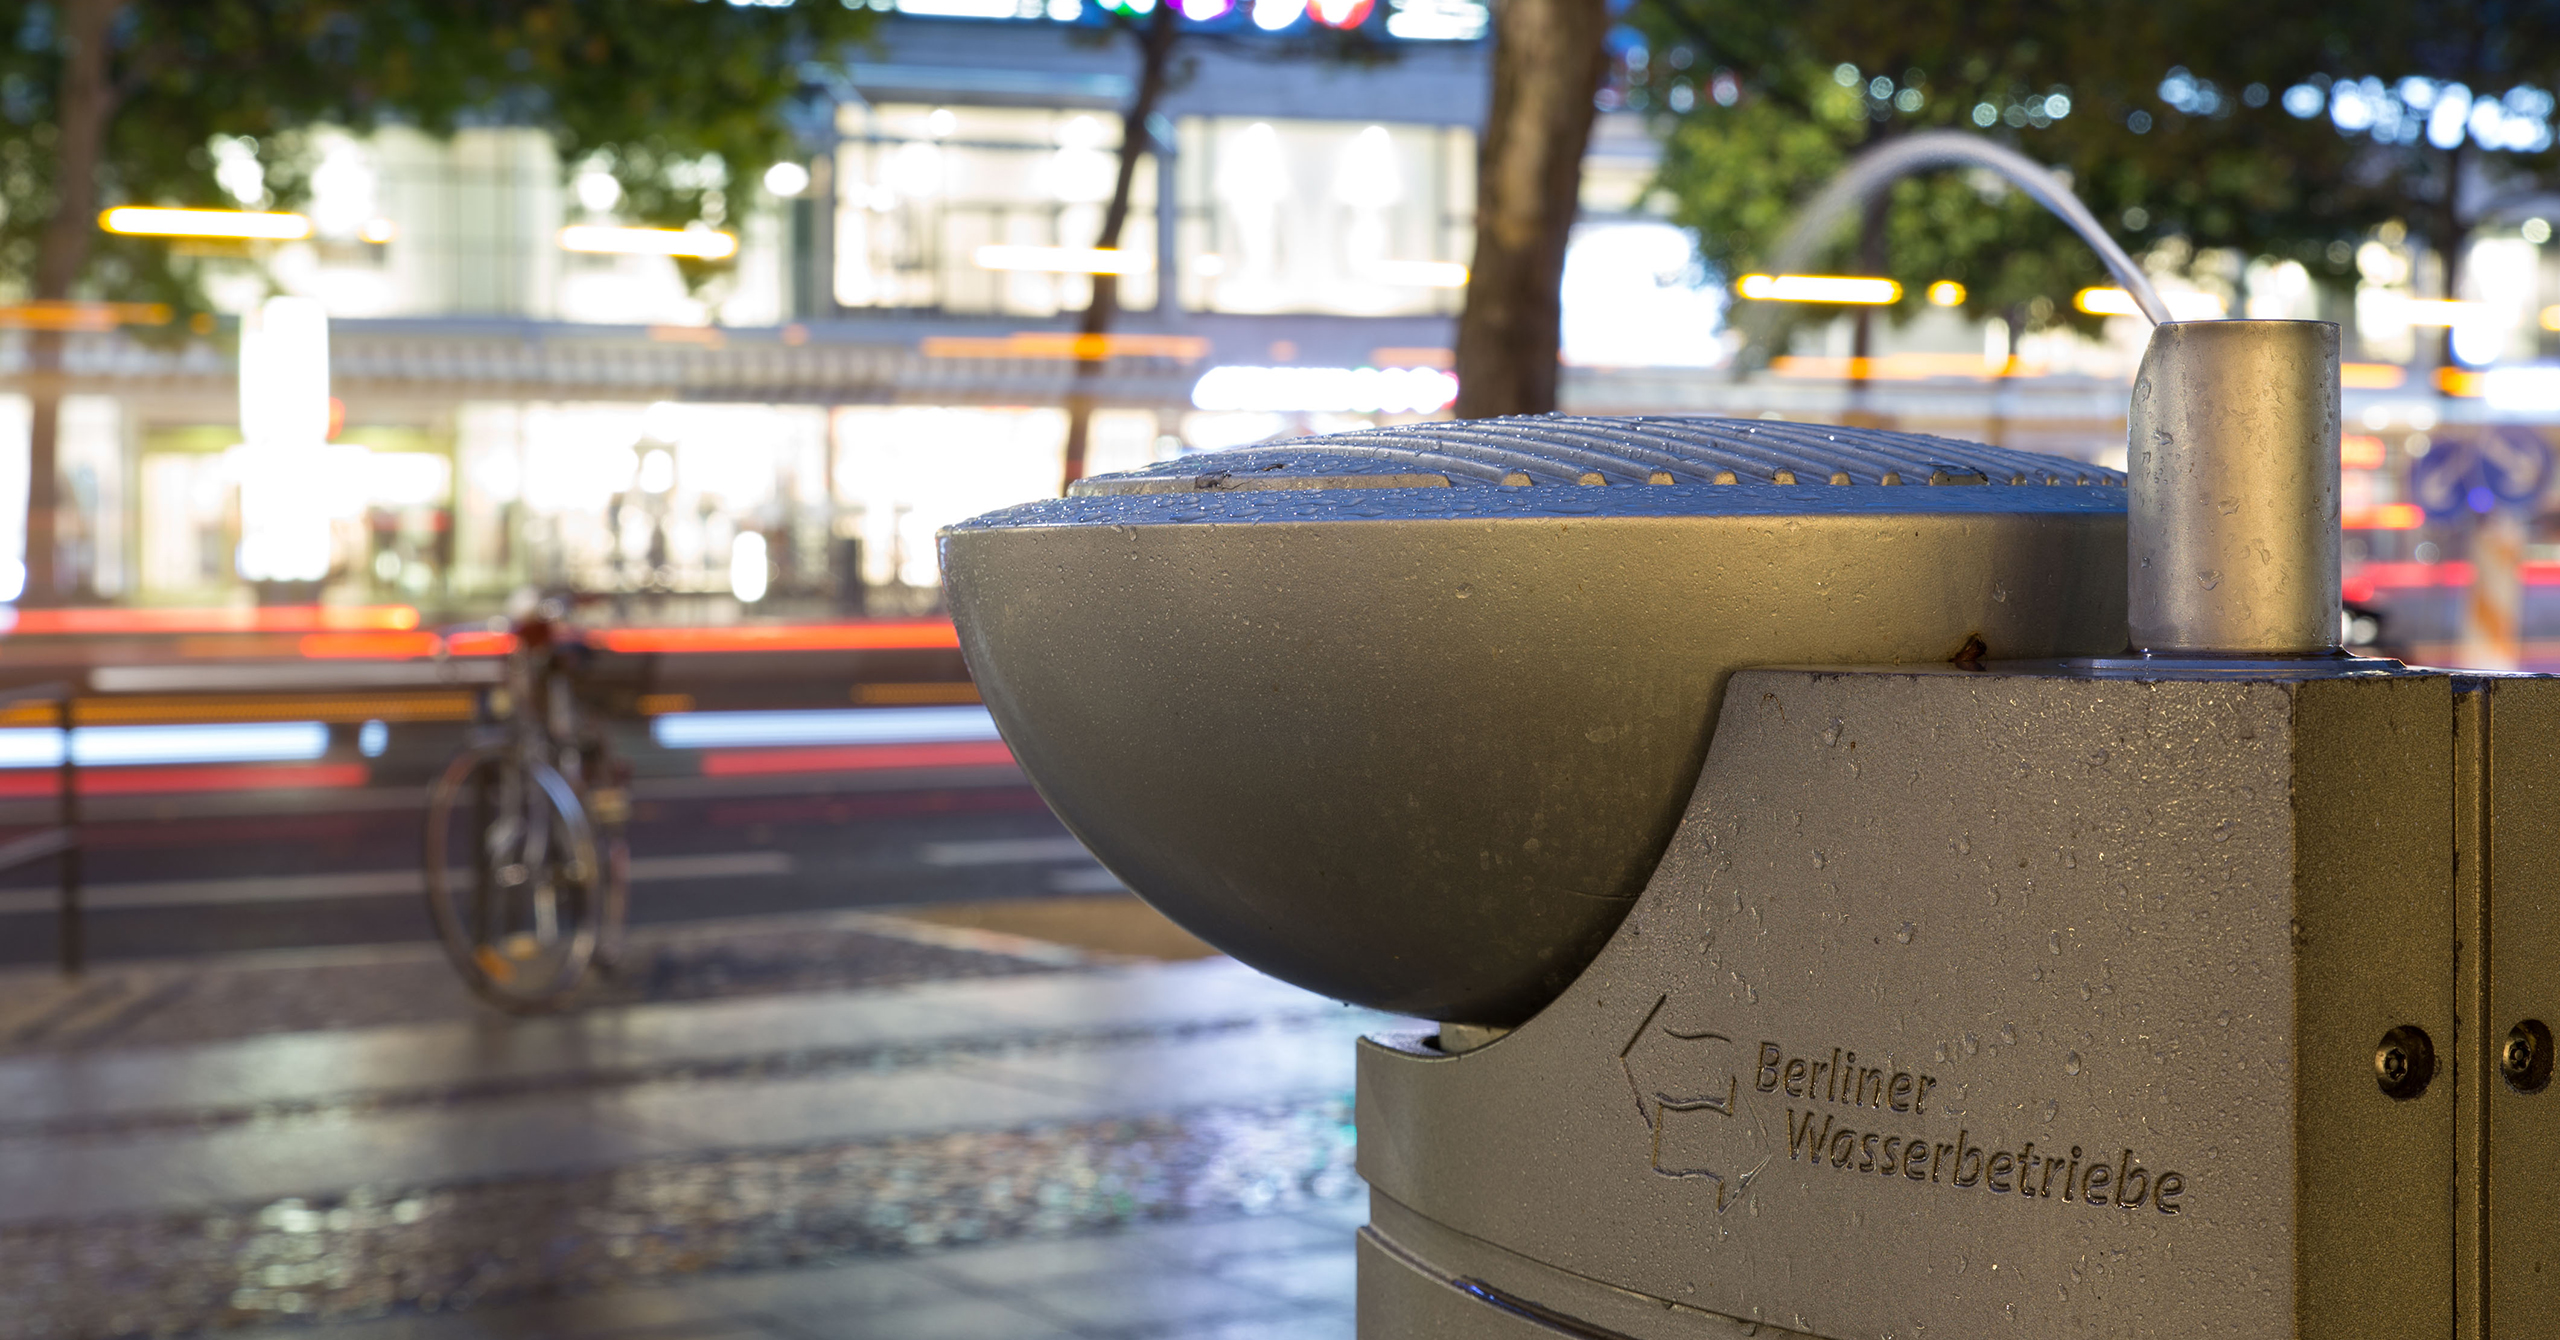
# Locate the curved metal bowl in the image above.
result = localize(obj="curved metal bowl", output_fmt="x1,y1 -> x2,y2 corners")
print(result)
943,416 -> 2129,1025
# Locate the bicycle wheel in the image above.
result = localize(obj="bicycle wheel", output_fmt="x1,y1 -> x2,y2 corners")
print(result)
422,744 -> 606,1012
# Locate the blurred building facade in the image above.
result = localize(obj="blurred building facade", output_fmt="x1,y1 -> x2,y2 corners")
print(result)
2,8 -> 1584,615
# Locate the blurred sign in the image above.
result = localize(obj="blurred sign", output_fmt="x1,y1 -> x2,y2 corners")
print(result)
2410,427 -> 2553,517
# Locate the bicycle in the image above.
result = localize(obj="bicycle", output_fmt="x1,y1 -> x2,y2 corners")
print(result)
422,605 -> 632,1011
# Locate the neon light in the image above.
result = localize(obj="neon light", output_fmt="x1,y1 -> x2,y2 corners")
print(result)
700,741 -> 1017,777
2341,363 -> 2407,389
1308,0 -> 1373,26
557,225 -> 739,260
0,301 -> 172,331
444,630 -> 520,657
1737,274 -> 1901,304
591,621 -> 961,654
1190,364 -> 1459,413
920,332 -> 1210,360
99,208 -> 312,240
652,706 -> 1001,750
972,245 -> 1152,274
0,721 -> 331,769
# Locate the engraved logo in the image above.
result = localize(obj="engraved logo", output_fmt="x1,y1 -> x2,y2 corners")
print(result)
1620,995 -> 1762,1211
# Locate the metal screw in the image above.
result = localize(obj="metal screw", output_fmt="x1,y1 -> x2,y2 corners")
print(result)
2377,1044 -> 2411,1086
2505,1032 -> 2538,1081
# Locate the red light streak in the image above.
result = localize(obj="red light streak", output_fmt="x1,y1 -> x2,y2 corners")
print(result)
698,740 -> 1016,777
594,621 -> 961,654
9,605 -> 420,635
299,632 -> 442,659
0,762 -> 369,797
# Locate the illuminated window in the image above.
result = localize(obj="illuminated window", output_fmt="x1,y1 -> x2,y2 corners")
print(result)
1174,117 -> 1473,317
833,103 -> 1160,315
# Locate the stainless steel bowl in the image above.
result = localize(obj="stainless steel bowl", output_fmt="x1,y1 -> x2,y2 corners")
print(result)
943,416 -> 2129,1024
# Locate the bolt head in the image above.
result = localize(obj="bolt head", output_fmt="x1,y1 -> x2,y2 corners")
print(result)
2505,1035 -> 2537,1078
2377,1045 -> 2411,1084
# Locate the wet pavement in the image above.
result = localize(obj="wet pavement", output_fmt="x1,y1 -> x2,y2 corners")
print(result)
1,904 -> 1387,1338
223,1201 -> 1364,1340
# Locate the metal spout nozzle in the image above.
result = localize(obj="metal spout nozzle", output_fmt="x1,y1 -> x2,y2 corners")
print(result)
2127,320 -> 2343,656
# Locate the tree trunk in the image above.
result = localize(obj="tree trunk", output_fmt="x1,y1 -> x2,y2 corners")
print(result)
1451,0 -> 1610,420
26,0 -> 126,605
2432,140 -> 2470,382
1059,3 -> 1180,494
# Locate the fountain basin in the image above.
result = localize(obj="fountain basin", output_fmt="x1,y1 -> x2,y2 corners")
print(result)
942,416 -> 2130,1024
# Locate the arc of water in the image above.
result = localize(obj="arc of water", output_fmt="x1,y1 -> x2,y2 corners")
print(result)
1736,131 -> 2174,367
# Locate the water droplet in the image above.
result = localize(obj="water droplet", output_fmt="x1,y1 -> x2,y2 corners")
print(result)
2064,1052 -> 2084,1076
1820,720 -> 1842,747
2062,851 -> 2078,868
2041,1099 -> 2058,1122
2216,1009 -> 2233,1028
2197,569 -> 2223,590
1956,834 -> 1973,855
2027,968 -> 2044,982
1895,922 -> 1915,944
1812,851 -> 1828,869
1454,583 -> 1473,599
1964,1032 -> 1980,1056
1934,1042 -> 1948,1062
1999,1023 -> 2017,1046
2080,983 -> 2094,1001
2049,931 -> 2064,956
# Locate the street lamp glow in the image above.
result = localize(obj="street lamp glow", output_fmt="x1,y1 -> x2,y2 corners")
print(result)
1927,280 -> 1967,306
1735,274 -> 1902,304
763,162 -> 811,198
2076,286 -> 2227,320
973,244 -> 1152,274
100,207 -> 312,240
557,225 -> 739,260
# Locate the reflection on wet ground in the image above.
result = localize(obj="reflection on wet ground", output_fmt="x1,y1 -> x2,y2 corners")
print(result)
2,898 -> 1383,1338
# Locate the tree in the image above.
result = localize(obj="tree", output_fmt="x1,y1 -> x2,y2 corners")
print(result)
0,0 -> 873,603
1450,0 -> 1610,420
1059,2 -> 1181,493
1056,5 -> 1400,491
2274,2 -> 2560,365
1620,0 -> 2558,362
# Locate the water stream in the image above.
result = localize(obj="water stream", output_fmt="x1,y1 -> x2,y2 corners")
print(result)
1735,130 -> 2173,369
